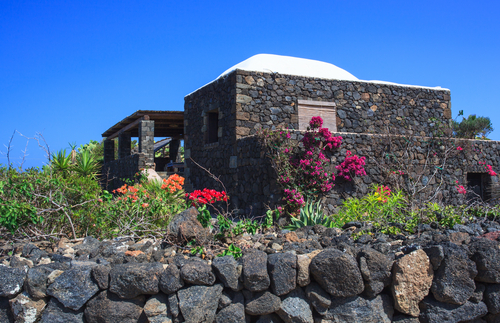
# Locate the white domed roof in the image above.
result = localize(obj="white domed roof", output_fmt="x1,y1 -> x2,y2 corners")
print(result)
217,54 -> 359,81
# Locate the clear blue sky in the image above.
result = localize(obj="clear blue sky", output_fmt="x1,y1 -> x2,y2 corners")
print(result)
1,0 -> 499,169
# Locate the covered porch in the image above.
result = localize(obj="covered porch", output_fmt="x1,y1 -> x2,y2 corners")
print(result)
101,110 -> 184,188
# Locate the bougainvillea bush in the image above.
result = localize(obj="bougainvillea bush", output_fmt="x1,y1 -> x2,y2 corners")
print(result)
259,116 -> 366,214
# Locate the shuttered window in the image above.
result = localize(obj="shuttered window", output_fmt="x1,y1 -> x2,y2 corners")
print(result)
298,100 -> 337,132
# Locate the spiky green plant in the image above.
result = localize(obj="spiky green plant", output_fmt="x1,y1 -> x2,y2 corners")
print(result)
72,150 -> 100,179
51,149 -> 72,177
285,199 -> 335,230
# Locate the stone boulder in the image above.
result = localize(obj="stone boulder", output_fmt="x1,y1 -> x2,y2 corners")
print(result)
9,291 -> 47,323
0,265 -> 27,297
322,294 -> 394,323
245,290 -> 282,316
39,298 -> 85,323
84,290 -> 146,323
391,249 -> 433,317
216,303 -> 245,323
177,284 -> 223,323
181,259 -> 216,285
160,264 -> 184,295
305,282 -> 331,315
268,252 -> 297,296
166,207 -> 208,243
92,264 -> 111,290
418,297 -> 488,323
242,250 -> 270,292
46,266 -> 99,311
277,295 -> 313,323
309,248 -> 364,297
470,238 -> 500,283
356,246 -> 393,298
109,263 -> 163,298
431,243 -> 477,305
25,265 -> 54,299
0,297 -> 14,323
143,293 -> 172,323
484,284 -> 500,315
212,255 -> 241,291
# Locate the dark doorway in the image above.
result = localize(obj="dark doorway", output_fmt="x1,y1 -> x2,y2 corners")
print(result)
207,110 -> 219,144
467,172 -> 492,202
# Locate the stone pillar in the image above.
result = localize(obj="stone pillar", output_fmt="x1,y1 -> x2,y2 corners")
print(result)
170,139 -> 181,162
139,120 -> 155,167
118,132 -> 132,159
103,139 -> 115,164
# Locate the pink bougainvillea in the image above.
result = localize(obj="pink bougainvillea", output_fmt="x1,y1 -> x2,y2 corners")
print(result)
336,150 -> 367,181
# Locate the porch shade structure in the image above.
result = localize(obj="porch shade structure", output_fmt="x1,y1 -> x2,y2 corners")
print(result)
101,110 -> 184,165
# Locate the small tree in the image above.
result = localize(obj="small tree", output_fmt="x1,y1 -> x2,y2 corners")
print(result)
452,113 -> 493,139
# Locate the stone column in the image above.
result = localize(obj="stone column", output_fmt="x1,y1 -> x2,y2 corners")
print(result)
139,120 -> 155,167
118,132 -> 131,159
170,139 -> 181,162
103,139 -> 115,164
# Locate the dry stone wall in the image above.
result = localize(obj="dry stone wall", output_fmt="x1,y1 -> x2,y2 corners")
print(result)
2,208 -> 500,322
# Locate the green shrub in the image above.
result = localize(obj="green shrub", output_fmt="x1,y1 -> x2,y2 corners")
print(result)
285,199 -> 336,231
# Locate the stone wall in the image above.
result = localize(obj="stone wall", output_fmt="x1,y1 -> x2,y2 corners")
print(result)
233,69 -> 452,137
184,72 -> 238,194
232,133 -> 500,215
2,214 -> 500,322
102,153 -> 148,190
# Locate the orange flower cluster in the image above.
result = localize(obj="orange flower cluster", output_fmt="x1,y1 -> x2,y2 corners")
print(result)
161,174 -> 185,193
112,184 -> 142,203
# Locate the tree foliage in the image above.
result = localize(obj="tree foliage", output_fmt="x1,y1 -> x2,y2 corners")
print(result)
452,112 -> 493,139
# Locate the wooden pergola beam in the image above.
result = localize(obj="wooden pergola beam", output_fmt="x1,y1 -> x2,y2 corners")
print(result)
106,115 -> 149,140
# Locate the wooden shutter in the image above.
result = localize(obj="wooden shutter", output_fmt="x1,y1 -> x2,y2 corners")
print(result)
298,100 -> 337,132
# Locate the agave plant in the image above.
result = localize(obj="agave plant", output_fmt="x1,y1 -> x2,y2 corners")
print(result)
73,150 -> 100,179
51,149 -> 72,177
285,199 -> 335,230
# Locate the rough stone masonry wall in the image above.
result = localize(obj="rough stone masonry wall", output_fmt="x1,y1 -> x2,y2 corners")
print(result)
101,153 -> 148,191
184,73 -> 238,194
233,132 -> 500,215
2,220 -> 500,323
233,69 -> 452,137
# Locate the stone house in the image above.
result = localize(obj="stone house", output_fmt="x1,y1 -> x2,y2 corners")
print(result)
183,54 -> 499,215
102,54 -> 499,215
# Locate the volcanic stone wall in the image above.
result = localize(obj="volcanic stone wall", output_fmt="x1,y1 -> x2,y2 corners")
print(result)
2,225 -> 500,322
233,69 -> 452,137
102,153 -> 148,191
233,133 -> 500,215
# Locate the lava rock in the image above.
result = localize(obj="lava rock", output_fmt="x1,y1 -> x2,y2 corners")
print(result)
177,284 -> 223,323
242,250 -> 270,292
0,265 -> 27,297
356,246 -> 393,298
470,238 -> 500,283
323,294 -> 394,323
159,264 -> 184,294
92,264 -> 111,290
268,252 -> 297,296
256,314 -> 283,323
166,207 -> 208,243
9,291 -> 47,323
109,262 -> 163,298
391,249 -> 433,316
305,282 -> 331,315
212,255 -> 241,291
39,298 -> 85,323
277,295 -> 313,323
181,259 -> 216,285
46,266 -> 99,311
143,293 -> 172,323
484,284 -> 500,314
0,297 -> 14,323
418,297 -> 488,323
245,290 -> 282,315
310,248 -> 364,297
25,265 -> 54,299
431,243 -> 477,305
84,290 -> 146,323
423,245 -> 445,271
216,303 -> 245,323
